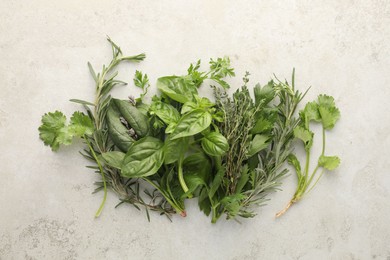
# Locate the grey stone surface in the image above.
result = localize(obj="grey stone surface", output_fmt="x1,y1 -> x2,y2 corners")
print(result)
1,1 -> 390,259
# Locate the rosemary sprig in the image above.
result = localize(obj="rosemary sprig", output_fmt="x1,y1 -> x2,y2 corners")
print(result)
79,37 -> 174,219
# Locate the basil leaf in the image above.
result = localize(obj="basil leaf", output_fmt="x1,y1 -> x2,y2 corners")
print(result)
170,109 -> 212,140
150,100 -> 180,126
106,106 -> 135,152
183,152 -> 211,181
157,76 -> 198,103
181,101 -> 198,115
121,137 -> 164,177
112,99 -> 150,137
164,136 -> 189,164
101,151 -> 125,169
201,131 -> 229,157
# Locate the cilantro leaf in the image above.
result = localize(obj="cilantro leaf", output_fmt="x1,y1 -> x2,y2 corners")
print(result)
300,101 -> 320,128
69,111 -> 94,137
38,111 -> 93,151
288,154 -> 303,178
293,125 -> 314,150
57,127 -> 73,146
317,95 -> 340,130
38,111 -> 67,151
318,155 -> 340,170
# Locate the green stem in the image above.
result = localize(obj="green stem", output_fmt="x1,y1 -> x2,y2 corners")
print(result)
303,127 -> 326,197
321,127 -> 326,155
306,165 -> 319,188
211,205 -> 221,223
304,149 -> 311,181
178,159 -> 192,198
84,135 -> 107,218
143,178 -> 186,216
305,168 -> 325,195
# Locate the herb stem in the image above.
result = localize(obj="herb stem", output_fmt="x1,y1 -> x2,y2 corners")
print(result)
305,168 -> 325,195
304,149 -> 311,181
143,178 -> 186,217
275,200 -> 293,218
322,127 -> 326,155
84,135 -> 107,217
178,158 -> 191,198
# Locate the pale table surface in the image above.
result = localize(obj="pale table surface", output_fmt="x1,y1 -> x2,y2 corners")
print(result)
1,1 -> 389,259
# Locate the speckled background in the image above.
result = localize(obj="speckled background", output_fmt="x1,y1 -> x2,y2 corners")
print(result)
1,1 -> 390,259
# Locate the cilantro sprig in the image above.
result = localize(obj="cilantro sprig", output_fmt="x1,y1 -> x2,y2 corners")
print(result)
39,111 -> 93,151
276,94 -> 341,217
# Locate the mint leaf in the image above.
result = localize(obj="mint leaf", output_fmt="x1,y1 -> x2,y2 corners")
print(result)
318,155 -> 340,170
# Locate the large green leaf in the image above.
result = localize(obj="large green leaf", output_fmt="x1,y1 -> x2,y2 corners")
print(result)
170,109 -> 212,140
106,106 -> 135,152
157,76 -> 198,103
163,136 -> 189,164
183,152 -> 211,181
149,99 -> 180,126
201,131 -> 229,157
112,98 -> 150,137
101,151 -> 125,169
121,137 -> 164,177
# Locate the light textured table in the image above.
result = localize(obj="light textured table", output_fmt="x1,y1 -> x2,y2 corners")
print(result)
1,1 -> 389,259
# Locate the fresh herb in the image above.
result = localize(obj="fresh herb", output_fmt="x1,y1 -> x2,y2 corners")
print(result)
200,71 -> 307,222
38,38 -> 341,222
39,37 -> 175,219
276,94 -> 341,217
